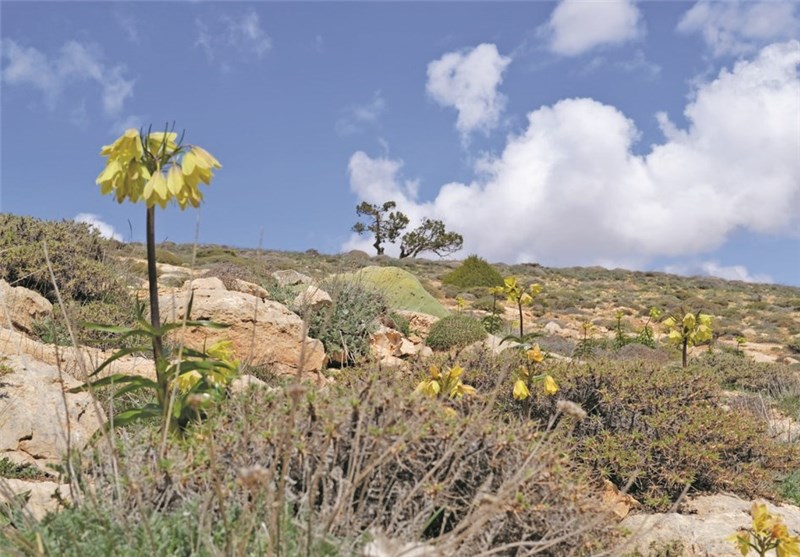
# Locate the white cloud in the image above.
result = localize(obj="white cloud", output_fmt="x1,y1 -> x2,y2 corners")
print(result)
195,10 -> 272,67
426,43 -> 511,139
345,41 -> 800,272
114,11 -> 140,44
663,261 -> 773,284
542,0 -> 643,56
74,213 -> 122,242
336,91 -> 386,136
1,39 -> 135,118
678,0 -> 800,57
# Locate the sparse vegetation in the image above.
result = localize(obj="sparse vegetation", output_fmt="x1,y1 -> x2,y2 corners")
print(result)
4,212 -> 800,555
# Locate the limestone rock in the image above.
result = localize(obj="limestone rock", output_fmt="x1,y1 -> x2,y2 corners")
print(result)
229,374 -> 272,395
272,270 -> 313,287
0,280 -> 53,334
230,279 -> 270,300
0,478 -> 70,521
159,279 -> 325,375
395,311 -> 440,338
543,321 -> 563,335
292,286 -> 333,316
379,355 -> 408,370
0,355 -> 106,470
399,337 -> 418,358
371,326 -> 403,359
620,494 -> 800,556
600,479 -> 639,520
0,327 -> 154,381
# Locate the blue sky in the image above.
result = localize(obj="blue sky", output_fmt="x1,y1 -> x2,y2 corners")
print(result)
1,1 -> 799,286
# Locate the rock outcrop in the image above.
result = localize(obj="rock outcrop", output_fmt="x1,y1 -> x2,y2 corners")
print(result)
0,280 -> 53,335
620,494 -> 800,556
160,278 -> 325,375
0,354 -> 106,470
0,328 -> 153,381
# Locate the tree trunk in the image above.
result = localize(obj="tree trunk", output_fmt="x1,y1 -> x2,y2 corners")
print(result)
518,302 -> 524,338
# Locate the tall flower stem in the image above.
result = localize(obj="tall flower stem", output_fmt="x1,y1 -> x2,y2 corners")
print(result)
146,206 -> 164,366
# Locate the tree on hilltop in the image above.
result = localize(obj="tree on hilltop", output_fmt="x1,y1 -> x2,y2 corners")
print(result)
352,201 -> 409,255
399,217 -> 463,259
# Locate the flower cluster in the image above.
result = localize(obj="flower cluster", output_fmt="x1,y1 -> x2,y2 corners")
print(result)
415,364 -> 476,399
96,128 -> 221,209
663,311 -> 713,346
729,502 -> 800,556
512,344 -> 558,401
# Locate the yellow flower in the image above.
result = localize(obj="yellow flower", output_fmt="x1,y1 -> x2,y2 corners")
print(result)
173,370 -> 202,393
726,531 -> 751,556
513,379 -> 530,401
97,128 -> 220,210
543,375 -> 559,395
526,345 -> 544,363
99,128 -> 143,161
146,131 -> 178,155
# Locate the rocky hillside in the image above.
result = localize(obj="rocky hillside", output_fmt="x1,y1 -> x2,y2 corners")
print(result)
2,214 -> 800,556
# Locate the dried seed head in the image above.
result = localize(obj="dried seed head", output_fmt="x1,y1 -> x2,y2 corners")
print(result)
556,400 -> 587,421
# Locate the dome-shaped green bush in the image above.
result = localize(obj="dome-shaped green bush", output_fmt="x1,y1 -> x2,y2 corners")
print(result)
426,314 -> 487,351
442,255 -> 504,289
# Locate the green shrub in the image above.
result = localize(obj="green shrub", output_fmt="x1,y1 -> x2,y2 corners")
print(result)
780,469 -> 800,506
154,248 -> 184,267
0,457 -> 50,480
387,311 -> 410,337
441,255 -> 504,288
335,266 -> 449,318
309,279 -> 387,364
426,314 -> 487,351
0,214 -> 127,303
31,300 -> 139,350
523,359 -> 795,510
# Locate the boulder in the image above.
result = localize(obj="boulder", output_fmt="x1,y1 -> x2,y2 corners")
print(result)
0,280 -> 53,334
0,478 -> 70,520
0,327 -> 154,381
620,494 -> 800,556
395,311 -> 440,339
230,279 -> 270,300
272,270 -> 313,287
292,286 -> 333,316
0,355 -> 106,470
159,279 -> 325,375
371,326 -> 403,359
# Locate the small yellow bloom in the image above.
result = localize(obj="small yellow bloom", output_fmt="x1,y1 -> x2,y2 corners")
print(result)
526,345 -> 544,363
146,131 -> 178,155
513,379 -> 530,401
543,375 -> 559,395
173,370 -> 202,393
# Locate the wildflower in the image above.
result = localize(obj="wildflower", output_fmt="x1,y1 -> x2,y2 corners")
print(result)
543,375 -> 559,395
513,379 -> 530,401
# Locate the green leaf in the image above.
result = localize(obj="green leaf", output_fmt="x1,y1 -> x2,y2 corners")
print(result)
70,373 -> 158,392
110,406 -> 163,428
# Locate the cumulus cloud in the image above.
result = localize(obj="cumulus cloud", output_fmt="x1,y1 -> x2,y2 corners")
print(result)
195,10 -> 272,68
426,43 -> 511,139
541,0 -> 643,56
1,39 -> 135,117
74,213 -> 123,242
678,0 -> 800,57
344,41 -> 800,270
663,261 -> 773,284
336,91 -> 386,136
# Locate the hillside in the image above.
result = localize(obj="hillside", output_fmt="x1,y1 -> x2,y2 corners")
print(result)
2,215 -> 800,556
